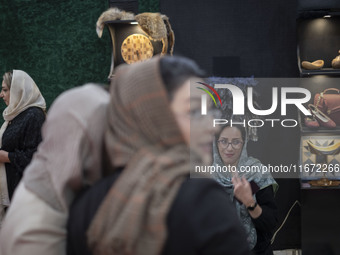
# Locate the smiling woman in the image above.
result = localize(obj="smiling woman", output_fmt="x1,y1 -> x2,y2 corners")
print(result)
213,124 -> 279,255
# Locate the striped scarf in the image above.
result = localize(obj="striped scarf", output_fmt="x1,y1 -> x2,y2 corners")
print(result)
87,57 -> 191,255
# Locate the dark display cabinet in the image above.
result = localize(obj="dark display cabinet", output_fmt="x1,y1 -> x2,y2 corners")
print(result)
297,13 -> 340,77
297,7 -> 340,254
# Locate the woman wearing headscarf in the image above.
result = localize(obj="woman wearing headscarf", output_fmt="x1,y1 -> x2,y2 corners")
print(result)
0,70 -> 46,224
67,56 -> 251,255
213,124 -> 279,255
0,84 -> 109,255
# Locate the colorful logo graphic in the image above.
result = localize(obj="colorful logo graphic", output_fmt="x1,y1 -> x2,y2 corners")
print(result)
196,82 -> 223,107
196,82 -> 223,115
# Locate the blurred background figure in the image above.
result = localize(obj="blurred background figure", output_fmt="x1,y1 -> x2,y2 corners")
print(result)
0,70 -> 46,225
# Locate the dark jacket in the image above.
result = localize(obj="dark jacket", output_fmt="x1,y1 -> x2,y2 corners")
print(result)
2,107 -> 45,199
252,186 -> 278,255
67,171 -> 252,255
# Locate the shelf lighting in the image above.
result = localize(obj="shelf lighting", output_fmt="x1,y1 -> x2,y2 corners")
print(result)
323,15 -> 331,18
130,21 -> 138,24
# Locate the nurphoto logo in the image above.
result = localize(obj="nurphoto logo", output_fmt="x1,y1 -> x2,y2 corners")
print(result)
197,82 -> 312,128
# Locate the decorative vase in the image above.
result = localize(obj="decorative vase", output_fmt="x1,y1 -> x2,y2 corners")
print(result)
332,50 -> 340,69
301,60 -> 324,70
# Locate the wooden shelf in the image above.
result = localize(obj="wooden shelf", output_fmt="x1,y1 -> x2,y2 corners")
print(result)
298,111 -> 340,134
300,68 -> 340,76
301,180 -> 340,189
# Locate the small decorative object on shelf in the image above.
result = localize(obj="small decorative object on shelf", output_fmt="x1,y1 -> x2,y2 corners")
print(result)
121,34 -> 154,64
307,140 -> 340,187
135,12 -> 174,56
96,8 -> 135,38
314,88 -> 340,126
96,7 -> 175,79
332,50 -> 340,69
301,60 -> 324,70
304,110 -> 320,129
308,104 -> 336,129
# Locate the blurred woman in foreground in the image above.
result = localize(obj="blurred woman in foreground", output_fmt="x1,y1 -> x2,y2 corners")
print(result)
67,56 -> 251,255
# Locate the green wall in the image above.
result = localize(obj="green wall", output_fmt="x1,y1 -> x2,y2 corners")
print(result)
0,0 -> 159,114
139,0 -> 159,12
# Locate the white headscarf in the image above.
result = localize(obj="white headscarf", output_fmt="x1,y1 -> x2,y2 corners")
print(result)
0,70 -> 46,225
2,70 -> 46,122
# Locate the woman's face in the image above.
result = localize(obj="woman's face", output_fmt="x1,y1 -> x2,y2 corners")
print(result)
217,126 -> 244,166
170,78 -> 219,165
0,80 -> 10,106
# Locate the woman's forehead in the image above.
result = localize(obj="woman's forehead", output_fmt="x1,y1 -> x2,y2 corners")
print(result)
220,126 -> 242,137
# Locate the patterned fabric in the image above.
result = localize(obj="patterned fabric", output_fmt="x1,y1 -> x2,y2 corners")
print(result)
87,57 -> 191,255
300,136 -> 340,180
213,136 -> 278,250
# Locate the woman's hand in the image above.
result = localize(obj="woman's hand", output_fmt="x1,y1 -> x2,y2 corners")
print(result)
232,176 -> 254,206
0,150 -> 10,163
232,176 -> 262,219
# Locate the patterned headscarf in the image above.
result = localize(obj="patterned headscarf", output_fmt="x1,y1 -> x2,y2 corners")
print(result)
213,126 -> 278,249
87,57 -> 191,255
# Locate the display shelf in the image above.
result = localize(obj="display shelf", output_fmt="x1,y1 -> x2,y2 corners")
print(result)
297,15 -> 340,77
299,68 -> 340,77
301,180 -> 340,189
297,76 -> 340,134
300,126 -> 340,134
298,110 -> 340,134
297,6 -> 340,254
298,1 -> 340,12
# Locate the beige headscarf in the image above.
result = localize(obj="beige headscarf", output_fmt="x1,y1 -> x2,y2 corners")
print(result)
0,70 -> 46,225
24,84 -> 110,212
87,57 -> 192,255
